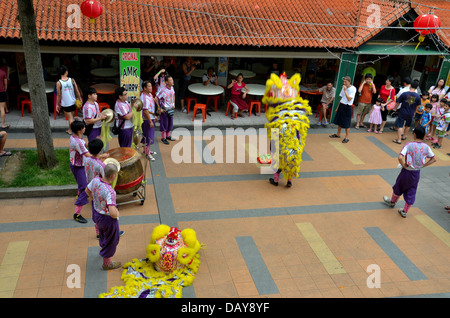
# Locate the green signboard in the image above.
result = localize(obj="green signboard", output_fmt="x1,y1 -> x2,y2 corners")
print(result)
120,48 -> 140,103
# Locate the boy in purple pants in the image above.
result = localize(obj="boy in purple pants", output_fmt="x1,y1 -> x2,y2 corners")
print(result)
86,163 -> 122,270
70,121 -> 109,223
156,75 -> 175,145
383,126 -> 436,218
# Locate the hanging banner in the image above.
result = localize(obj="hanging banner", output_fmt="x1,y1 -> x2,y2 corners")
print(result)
120,48 -> 140,103
217,57 -> 228,86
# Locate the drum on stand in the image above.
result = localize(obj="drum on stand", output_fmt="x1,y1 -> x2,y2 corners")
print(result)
105,147 -> 144,195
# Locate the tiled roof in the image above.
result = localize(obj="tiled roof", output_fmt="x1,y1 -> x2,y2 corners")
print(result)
0,0 -> 427,49
412,0 -> 450,48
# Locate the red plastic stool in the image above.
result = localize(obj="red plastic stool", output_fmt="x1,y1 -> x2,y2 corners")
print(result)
185,96 -> 197,114
249,100 -> 261,117
21,99 -> 32,117
17,93 -> 29,110
192,103 -> 206,122
206,95 -> 220,112
225,101 -> 237,119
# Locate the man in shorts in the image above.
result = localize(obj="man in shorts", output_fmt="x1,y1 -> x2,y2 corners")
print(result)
392,80 -> 421,144
355,74 -> 376,129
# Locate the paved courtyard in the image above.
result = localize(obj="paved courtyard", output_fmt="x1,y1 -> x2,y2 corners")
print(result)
0,107 -> 449,299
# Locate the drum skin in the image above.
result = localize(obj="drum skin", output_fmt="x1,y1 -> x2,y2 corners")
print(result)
106,147 -> 144,194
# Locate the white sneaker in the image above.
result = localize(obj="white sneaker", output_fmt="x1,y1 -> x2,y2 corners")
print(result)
383,196 -> 395,208
148,154 -> 155,161
182,108 -> 187,113
150,151 -> 157,155
398,209 -> 407,218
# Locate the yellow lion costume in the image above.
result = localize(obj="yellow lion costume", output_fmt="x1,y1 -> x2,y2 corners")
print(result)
99,225 -> 203,298
262,73 -> 312,185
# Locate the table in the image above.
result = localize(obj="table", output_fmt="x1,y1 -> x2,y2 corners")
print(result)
90,68 -> 120,78
90,83 -> 119,95
188,83 -> 224,96
21,81 -> 55,93
229,69 -> 256,78
244,84 -> 266,96
188,83 -> 224,116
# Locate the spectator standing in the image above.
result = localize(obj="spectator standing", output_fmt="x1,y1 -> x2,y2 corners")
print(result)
317,81 -> 336,126
432,100 -> 450,149
179,57 -> 200,113
355,74 -> 376,129
329,76 -> 357,143
414,92 -> 430,129
0,64 -> 8,130
392,81 -> 421,144
428,78 -> 446,100
56,65 -> 82,135
377,76 -> 396,134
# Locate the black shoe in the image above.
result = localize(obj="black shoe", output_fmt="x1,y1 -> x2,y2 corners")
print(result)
287,181 -> 292,187
166,136 -> 176,141
161,138 -> 169,145
269,178 -> 278,186
73,213 -> 87,223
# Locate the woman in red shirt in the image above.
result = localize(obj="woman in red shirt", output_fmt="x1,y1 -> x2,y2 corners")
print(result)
377,76 -> 396,133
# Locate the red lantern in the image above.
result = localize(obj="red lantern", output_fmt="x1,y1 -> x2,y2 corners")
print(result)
80,0 -> 103,24
414,14 -> 441,50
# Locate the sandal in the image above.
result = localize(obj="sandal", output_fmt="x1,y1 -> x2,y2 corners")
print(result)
0,151 -> 12,157
329,134 -> 340,138
378,129 -> 383,134
401,136 -> 407,140
444,206 -> 450,210
342,138 -> 349,143
392,139 -> 401,144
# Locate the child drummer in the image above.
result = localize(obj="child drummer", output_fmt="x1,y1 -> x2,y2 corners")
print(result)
70,120 -> 108,223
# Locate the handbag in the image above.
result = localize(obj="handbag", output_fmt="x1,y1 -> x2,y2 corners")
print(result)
165,108 -> 175,117
386,87 -> 396,110
111,116 -> 125,135
386,99 -> 396,110
83,122 -> 94,136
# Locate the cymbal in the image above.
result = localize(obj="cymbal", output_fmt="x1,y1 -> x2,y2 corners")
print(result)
103,157 -> 121,172
101,108 -> 115,124
132,98 -> 143,112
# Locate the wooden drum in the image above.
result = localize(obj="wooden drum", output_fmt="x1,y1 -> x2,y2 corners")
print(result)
106,147 -> 144,194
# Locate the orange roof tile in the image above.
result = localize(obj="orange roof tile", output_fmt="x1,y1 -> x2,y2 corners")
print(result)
1,0 -> 443,49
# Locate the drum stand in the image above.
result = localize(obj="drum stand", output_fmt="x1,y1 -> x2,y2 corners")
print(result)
116,139 -> 149,206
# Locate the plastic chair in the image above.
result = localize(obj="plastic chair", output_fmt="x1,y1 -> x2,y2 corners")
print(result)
185,96 -> 197,114
206,95 -> 220,112
249,100 -> 261,117
21,99 -> 32,117
17,93 -> 29,110
225,101 -> 237,119
192,103 -> 206,122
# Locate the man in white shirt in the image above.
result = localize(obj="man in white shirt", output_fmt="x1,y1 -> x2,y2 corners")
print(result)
329,76 -> 356,143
